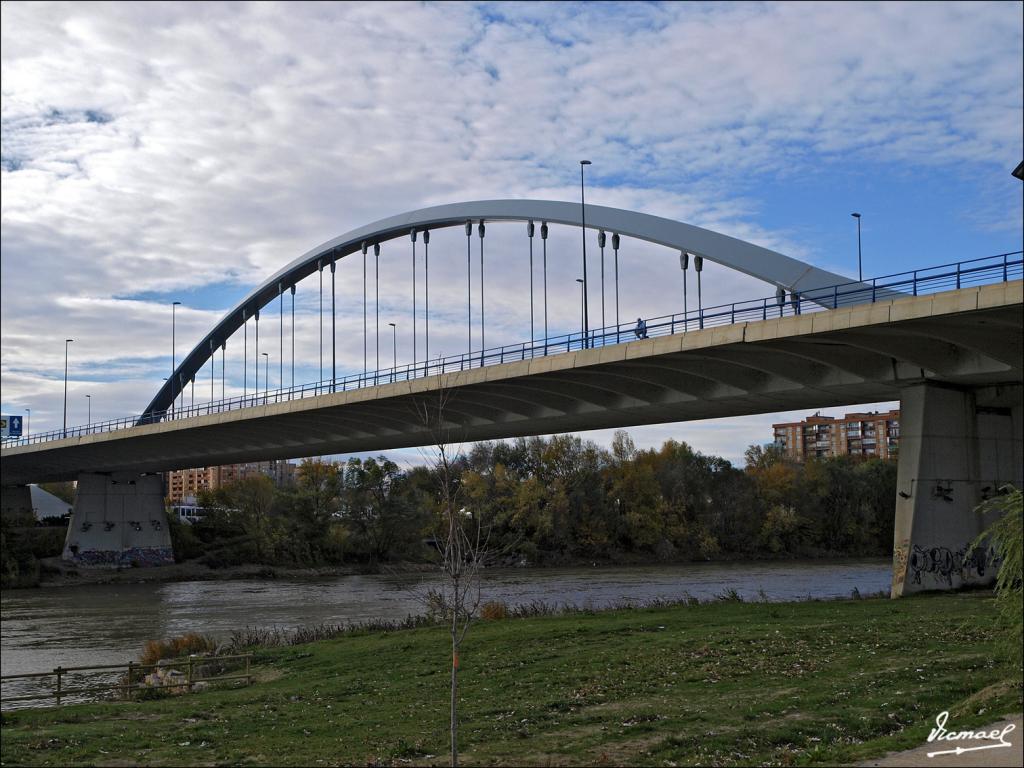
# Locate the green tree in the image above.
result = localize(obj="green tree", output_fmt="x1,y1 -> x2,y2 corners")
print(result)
341,456 -> 425,563
973,486 -> 1022,665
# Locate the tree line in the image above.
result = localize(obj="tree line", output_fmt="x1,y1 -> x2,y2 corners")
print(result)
172,431 -> 897,569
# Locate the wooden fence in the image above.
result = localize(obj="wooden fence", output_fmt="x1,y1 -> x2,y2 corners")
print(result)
0,654 -> 252,708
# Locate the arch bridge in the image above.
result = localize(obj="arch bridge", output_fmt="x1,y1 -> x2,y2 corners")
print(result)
1,199 -> 1021,597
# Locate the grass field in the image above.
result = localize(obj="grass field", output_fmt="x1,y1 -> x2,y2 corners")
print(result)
1,591 -> 1020,766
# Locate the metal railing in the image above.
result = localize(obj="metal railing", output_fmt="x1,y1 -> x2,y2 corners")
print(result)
4,250 -> 1020,448
0,653 -> 252,709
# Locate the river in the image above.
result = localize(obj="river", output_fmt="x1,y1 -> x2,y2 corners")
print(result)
1,558 -> 889,678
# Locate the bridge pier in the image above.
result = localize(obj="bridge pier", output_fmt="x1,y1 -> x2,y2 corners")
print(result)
62,472 -> 174,567
0,484 -> 33,519
891,383 -> 1022,597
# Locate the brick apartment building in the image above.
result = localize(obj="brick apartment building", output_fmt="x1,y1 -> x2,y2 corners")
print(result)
772,409 -> 900,462
165,460 -> 297,503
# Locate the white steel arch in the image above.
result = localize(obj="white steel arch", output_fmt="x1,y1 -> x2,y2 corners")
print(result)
141,199 -> 867,420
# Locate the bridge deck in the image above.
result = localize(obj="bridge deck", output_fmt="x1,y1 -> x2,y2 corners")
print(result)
3,281 -> 1021,485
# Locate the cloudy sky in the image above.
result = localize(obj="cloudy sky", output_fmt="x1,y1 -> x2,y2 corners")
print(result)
2,1 -> 1021,465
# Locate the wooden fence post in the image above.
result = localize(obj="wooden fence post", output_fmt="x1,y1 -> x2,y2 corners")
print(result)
245,655 -> 251,686
126,661 -> 134,699
187,657 -> 193,693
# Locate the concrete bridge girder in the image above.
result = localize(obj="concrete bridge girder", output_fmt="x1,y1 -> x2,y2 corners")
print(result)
834,330 -> 1011,380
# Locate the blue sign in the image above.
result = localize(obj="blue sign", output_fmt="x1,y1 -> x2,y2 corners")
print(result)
1,415 -> 23,437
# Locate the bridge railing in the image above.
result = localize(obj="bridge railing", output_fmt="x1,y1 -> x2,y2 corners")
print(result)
5,250 -> 1020,448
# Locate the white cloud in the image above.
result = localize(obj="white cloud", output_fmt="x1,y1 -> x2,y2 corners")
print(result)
1,1 -> 1020,448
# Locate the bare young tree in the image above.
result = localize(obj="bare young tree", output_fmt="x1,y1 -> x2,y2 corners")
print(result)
414,384 -> 487,768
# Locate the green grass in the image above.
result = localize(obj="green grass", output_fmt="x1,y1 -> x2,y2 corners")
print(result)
1,591 -> 1020,766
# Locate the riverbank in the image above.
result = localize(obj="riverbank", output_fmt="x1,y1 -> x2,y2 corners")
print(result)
2,590 -> 1020,766
17,549 -> 887,590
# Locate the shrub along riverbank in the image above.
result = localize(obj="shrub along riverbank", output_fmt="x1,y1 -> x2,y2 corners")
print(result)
2,591 -> 1019,766
2,432 -> 899,588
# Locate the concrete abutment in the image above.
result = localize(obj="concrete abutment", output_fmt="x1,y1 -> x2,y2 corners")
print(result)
891,383 -> 1022,597
62,472 -> 174,567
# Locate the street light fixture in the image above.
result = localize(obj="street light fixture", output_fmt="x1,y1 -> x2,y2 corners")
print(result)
579,160 -> 592,348
851,213 -> 862,282
86,394 -> 91,429
63,338 -> 73,437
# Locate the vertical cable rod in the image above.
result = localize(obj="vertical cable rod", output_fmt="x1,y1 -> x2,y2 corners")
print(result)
374,242 -> 381,382
465,220 -> 472,357
242,310 -> 248,401
541,222 -> 549,354
479,220 -> 485,364
612,233 -> 620,343
411,229 -> 417,367
527,221 -> 535,344
330,258 -> 337,392
278,283 -> 284,395
424,230 -> 430,373
318,260 -> 323,394
254,310 -> 260,403
598,231 -> 606,342
362,242 -> 368,380
290,285 -> 295,394
681,251 -> 689,332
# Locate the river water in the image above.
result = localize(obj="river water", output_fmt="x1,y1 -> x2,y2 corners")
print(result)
1,558 -> 889,679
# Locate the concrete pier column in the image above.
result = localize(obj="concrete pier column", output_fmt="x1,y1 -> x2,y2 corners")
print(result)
62,472 -> 174,567
0,484 -> 33,519
891,383 -> 1022,597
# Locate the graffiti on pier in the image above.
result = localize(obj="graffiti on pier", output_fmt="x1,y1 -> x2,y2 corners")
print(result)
907,542 -> 999,586
70,547 -> 174,568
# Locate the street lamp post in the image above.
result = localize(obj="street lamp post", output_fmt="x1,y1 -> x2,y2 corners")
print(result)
63,338 -> 73,437
261,352 -> 269,404
172,301 -> 181,416
579,160 -> 592,348
86,394 -> 91,430
388,322 -> 397,381
575,278 -> 585,343
851,212 -> 862,283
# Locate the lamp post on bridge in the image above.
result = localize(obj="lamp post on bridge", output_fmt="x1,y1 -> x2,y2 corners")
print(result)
171,301 -> 181,417
579,160 -> 592,349
575,278 -> 585,344
851,212 -> 862,282
63,338 -> 73,438
86,394 -> 91,430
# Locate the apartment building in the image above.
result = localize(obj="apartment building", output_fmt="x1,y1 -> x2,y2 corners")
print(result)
165,460 -> 297,503
772,409 -> 900,462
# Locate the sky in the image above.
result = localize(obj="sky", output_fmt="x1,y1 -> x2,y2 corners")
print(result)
1,1 -> 1022,467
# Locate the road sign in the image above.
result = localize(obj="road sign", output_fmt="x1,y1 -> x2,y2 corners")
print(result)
1,415 -> 23,438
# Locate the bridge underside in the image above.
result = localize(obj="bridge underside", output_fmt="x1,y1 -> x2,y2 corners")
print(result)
3,283 -> 1020,485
